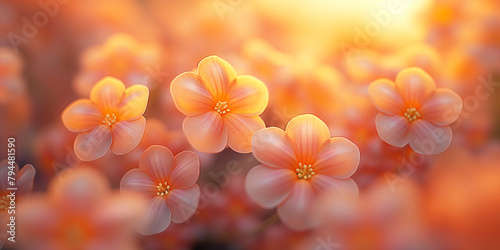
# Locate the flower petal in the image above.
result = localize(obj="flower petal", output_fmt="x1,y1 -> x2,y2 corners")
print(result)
198,56 -> 236,101
375,113 -> 411,148
285,114 -> 330,164
169,151 -> 200,189
61,99 -> 102,132
117,84 -> 149,121
245,165 -> 296,209
166,185 -> 200,223
137,196 -> 171,235
277,181 -> 316,230
17,164 -> 36,196
170,72 -> 214,116
369,78 -> 405,115
120,169 -> 157,198
395,67 -> 436,107
139,145 -> 175,183
182,111 -> 227,153
227,75 -> 269,116
74,125 -> 112,161
90,77 -> 125,113
224,113 -> 265,153
110,117 -> 146,155
314,137 -> 360,179
309,174 -> 359,196
409,120 -> 452,155
252,127 -> 297,169
420,88 -> 463,126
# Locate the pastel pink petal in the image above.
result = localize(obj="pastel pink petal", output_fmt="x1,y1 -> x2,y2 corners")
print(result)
395,67 -> 436,107
137,196 -> 171,235
375,113 -> 411,148
277,180 -> 316,231
245,165 -> 296,209
0,160 -> 15,192
110,117 -> 146,155
409,120 -> 452,155
17,164 -> 36,196
166,185 -> 200,223
369,79 -> 405,115
314,137 -> 360,179
74,125 -> 112,161
117,84 -> 149,121
224,113 -> 265,153
285,114 -> 330,164
198,56 -> 236,100
252,127 -> 297,169
139,145 -> 175,183
309,174 -> 359,196
169,151 -> 200,189
420,89 -> 463,126
120,169 -> 157,198
170,72 -> 214,116
90,77 -> 126,113
61,99 -> 102,132
182,111 -> 227,153
227,75 -> 269,116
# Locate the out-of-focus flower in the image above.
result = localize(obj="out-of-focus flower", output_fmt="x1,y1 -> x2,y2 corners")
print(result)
73,33 -> 161,97
245,114 -> 360,230
0,161 -> 36,248
62,77 -> 149,161
120,145 -> 200,235
170,55 -> 269,153
369,67 -> 462,155
18,167 -> 145,250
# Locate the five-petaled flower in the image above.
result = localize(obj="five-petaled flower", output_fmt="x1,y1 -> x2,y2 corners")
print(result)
369,67 -> 463,155
245,114 -> 360,230
170,55 -> 269,153
120,145 -> 200,235
62,77 -> 149,161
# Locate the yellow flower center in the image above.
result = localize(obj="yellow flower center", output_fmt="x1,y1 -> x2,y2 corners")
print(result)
296,162 -> 315,180
0,195 -> 9,210
215,101 -> 230,115
404,107 -> 421,123
102,113 -> 117,126
156,181 -> 171,196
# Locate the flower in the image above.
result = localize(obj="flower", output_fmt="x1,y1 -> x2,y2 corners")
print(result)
62,76 -> 149,161
17,167 -> 145,250
369,67 -> 463,155
245,114 -> 360,230
120,145 -> 200,235
170,55 -> 269,153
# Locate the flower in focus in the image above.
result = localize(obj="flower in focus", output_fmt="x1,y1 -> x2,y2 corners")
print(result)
120,145 -> 200,235
170,55 -> 269,153
62,76 -> 149,161
245,114 -> 360,230
369,67 -> 463,155
18,167 -> 145,250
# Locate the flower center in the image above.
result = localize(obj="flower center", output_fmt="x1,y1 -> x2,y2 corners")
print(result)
296,162 -> 315,180
215,101 -> 230,115
404,107 -> 421,122
102,113 -> 117,126
0,195 -> 9,210
156,181 -> 171,196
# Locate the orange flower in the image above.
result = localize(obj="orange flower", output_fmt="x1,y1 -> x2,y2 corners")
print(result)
62,77 -> 149,161
170,56 -> 269,153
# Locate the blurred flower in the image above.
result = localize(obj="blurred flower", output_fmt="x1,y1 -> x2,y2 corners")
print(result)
245,114 -> 360,230
62,77 -> 149,161
120,145 -> 200,235
170,55 -> 269,153
369,67 -> 463,155
18,167 -> 145,250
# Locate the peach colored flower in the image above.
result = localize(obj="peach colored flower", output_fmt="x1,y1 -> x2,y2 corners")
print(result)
18,167 -> 145,250
369,67 -> 463,155
245,114 -> 360,230
170,55 -> 269,153
62,76 -> 149,161
120,145 -> 200,235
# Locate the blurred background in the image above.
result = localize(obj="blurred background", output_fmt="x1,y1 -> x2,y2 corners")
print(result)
1,0 -> 500,249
